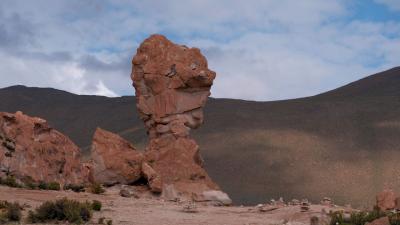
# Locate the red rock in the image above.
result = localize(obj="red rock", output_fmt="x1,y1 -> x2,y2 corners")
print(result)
376,189 -> 396,210
0,111 -> 88,185
142,162 -> 162,193
90,127 -> 143,185
366,217 -> 390,225
131,34 -> 223,197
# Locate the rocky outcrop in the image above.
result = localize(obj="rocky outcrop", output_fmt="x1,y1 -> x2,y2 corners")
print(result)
0,111 -> 88,185
376,189 -> 396,211
90,127 -> 143,185
131,34 -> 223,197
366,217 -> 390,225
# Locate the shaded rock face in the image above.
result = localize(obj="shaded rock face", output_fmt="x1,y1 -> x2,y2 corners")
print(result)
0,111 -> 88,185
90,128 -> 143,185
131,34 -> 219,195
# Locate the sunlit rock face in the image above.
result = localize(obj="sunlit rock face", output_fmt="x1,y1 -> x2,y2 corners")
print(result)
0,111 -> 89,185
131,34 -> 223,197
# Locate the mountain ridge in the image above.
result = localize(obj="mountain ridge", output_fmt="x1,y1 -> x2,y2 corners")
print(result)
1,67 -> 400,206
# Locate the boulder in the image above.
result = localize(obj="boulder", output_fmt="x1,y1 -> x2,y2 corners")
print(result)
119,186 -> 139,198
90,127 -> 143,185
161,184 -> 179,201
366,217 -> 390,225
142,162 -> 162,193
202,190 -> 232,206
376,189 -> 396,211
0,111 -> 88,185
131,34 -> 222,197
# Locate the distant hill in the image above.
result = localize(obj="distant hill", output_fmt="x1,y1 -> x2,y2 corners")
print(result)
1,67 -> 400,206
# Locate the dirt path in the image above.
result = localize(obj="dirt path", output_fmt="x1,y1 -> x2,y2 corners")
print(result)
0,186 -> 338,225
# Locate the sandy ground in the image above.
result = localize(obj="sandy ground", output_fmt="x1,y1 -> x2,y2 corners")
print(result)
0,186 -> 342,225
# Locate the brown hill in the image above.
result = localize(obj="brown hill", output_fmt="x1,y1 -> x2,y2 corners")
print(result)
1,67 -> 400,206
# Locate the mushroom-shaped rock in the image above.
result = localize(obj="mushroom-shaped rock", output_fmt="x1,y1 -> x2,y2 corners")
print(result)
131,34 -> 224,197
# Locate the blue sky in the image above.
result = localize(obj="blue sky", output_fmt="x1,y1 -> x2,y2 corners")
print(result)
0,0 -> 399,101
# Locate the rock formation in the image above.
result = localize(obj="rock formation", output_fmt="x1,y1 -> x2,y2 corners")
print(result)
0,111 -> 88,185
131,34 -> 223,198
376,189 -> 396,211
90,127 -> 143,185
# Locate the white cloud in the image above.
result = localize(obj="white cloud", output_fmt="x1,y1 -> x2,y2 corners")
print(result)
0,0 -> 399,100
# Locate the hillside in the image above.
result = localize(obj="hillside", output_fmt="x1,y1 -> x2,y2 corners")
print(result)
1,67 -> 400,206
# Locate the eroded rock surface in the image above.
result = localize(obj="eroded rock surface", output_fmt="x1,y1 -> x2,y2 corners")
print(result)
0,111 -> 88,185
376,189 -> 396,211
90,127 -> 143,185
131,34 -> 222,196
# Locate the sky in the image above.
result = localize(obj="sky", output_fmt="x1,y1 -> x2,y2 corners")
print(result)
0,0 -> 399,101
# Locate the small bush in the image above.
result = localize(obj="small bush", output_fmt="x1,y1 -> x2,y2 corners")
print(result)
90,183 -> 105,194
64,184 -> 85,193
3,176 -> 19,188
0,202 -> 22,224
38,182 -> 48,190
5,202 -> 22,221
107,219 -> 113,225
98,217 -> 105,224
25,181 -> 38,190
27,198 -> 92,224
91,200 -> 102,211
47,182 -> 61,191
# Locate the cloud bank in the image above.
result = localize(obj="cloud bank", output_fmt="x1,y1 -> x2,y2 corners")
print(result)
0,0 -> 399,100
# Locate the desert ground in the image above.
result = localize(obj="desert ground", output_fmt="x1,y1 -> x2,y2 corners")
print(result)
0,186 -> 344,225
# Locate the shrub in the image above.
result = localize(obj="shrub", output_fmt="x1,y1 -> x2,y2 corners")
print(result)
38,182 -> 48,190
98,217 -> 105,224
91,200 -> 102,211
64,184 -> 85,193
0,202 -> 22,224
47,182 -> 61,191
5,202 -> 22,221
27,198 -> 92,224
330,211 -> 345,225
25,181 -> 38,190
107,219 -> 113,225
3,176 -> 19,188
90,183 -> 105,194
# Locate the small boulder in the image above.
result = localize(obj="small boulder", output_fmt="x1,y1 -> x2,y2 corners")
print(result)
376,189 -> 396,211
202,190 -> 232,206
161,184 -> 179,201
366,217 -> 390,225
142,162 -> 163,193
119,186 -> 139,198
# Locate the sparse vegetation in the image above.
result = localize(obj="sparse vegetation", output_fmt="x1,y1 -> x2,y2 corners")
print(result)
27,198 -> 92,224
91,200 -> 102,211
47,181 -> 61,190
0,176 -> 22,188
107,219 -> 113,225
90,183 -> 105,194
329,206 -> 394,225
0,201 -> 22,224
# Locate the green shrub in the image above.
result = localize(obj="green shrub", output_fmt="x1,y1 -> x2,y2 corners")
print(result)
27,198 -> 92,224
91,200 -> 102,211
25,181 -> 38,190
3,176 -> 19,188
330,211 -> 345,225
47,182 -> 61,191
90,183 -> 105,194
64,184 -> 85,193
38,181 -> 48,190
